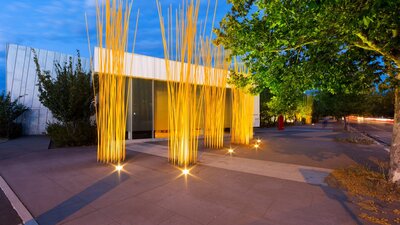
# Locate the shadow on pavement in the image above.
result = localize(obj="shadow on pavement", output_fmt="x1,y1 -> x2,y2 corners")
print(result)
299,168 -> 363,225
36,171 -> 129,225
297,168 -> 331,185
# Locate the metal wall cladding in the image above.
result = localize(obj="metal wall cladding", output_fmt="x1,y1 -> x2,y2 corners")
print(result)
6,44 -> 260,136
6,44 -> 90,135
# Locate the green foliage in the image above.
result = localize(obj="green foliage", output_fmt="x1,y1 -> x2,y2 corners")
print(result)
313,88 -> 395,120
33,49 -> 97,147
217,0 -> 400,182
259,88 -> 276,126
216,0 -> 399,77
365,88 -> 395,117
313,91 -> 368,119
33,50 -> 95,123
216,0 -> 398,117
0,92 -> 28,139
47,122 -> 97,147
296,95 -> 313,121
260,89 -> 314,126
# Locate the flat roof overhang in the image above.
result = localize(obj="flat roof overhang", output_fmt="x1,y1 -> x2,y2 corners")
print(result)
93,47 -> 232,87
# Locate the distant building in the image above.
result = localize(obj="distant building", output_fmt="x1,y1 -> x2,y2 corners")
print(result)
6,44 -> 260,137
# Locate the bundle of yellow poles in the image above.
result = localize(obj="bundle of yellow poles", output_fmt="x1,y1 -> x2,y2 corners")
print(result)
231,61 -> 254,145
157,0 -> 203,167
305,95 -> 313,124
157,0 -> 255,166
85,0 -> 256,167
94,0 -> 137,163
202,38 -> 229,149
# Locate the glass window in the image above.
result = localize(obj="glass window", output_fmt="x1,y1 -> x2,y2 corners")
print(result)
131,78 -> 153,138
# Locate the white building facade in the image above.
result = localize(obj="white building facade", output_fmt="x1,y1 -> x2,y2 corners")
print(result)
6,44 -> 91,135
6,44 -> 260,137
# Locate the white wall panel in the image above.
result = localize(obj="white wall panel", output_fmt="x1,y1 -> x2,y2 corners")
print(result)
253,95 -> 260,127
24,49 -> 37,108
45,51 -> 55,71
6,44 -> 90,135
6,45 -> 17,96
20,48 -> 31,101
11,47 -> 24,100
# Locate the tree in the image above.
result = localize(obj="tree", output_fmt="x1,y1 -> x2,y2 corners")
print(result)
0,92 -> 28,138
313,91 -> 368,130
216,0 -> 400,181
33,50 -> 97,147
33,50 -> 95,123
259,89 -> 275,127
364,86 -> 395,118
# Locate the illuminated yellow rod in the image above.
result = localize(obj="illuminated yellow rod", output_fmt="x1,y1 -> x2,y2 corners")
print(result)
157,0 -> 204,167
305,95 -> 313,124
231,59 -> 254,145
92,0 -> 138,163
201,38 -> 229,149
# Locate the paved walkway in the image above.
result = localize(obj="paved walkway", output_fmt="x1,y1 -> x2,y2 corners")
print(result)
0,185 -> 22,225
127,143 -> 332,185
0,126 -> 387,225
137,125 -> 388,170
228,126 -> 387,170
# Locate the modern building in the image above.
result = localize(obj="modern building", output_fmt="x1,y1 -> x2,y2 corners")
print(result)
6,44 -> 260,138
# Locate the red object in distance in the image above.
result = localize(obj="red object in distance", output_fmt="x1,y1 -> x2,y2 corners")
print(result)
278,115 -> 284,130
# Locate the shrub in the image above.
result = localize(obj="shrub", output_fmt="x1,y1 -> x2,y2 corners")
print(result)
0,92 -> 28,139
47,122 -> 97,147
33,49 -> 97,147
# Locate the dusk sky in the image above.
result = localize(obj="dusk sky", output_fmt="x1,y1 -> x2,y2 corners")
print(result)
0,0 -> 230,92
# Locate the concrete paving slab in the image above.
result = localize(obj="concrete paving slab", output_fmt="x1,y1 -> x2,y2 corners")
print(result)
208,208 -> 275,225
127,143 -> 332,185
97,196 -> 175,225
0,130 -> 368,225
157,193 -> 227,225
59,210 -> 118,225
158,213 -> 203,225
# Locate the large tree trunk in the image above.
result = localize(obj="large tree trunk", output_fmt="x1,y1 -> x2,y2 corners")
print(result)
390,86 -> 400,182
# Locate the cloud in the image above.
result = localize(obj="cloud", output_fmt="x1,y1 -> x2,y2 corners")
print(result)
85,0 -> 107,8
0,0 -> 232,92
85,0 -> 97,8
0,0 -> 231,60
4,2 -> 31,12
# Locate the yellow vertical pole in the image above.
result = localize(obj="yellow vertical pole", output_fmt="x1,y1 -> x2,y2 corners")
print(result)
157,0 -> 204,167
93,0 -> 138,163
201,39 -> 229,149
231,60 -> 254,145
